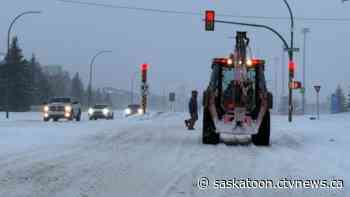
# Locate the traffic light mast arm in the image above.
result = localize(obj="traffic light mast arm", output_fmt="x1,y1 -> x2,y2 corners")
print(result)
214,19 -> 290,51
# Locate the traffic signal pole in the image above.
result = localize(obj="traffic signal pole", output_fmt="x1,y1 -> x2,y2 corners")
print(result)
205,0 -> 296,122
283,0 -> 295,122
140,64 -> 149,114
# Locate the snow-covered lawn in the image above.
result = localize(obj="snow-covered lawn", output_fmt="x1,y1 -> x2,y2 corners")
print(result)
0,111 -> 349,197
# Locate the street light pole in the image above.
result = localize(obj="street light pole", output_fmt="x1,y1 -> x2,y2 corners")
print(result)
302,27 -> 310,115
5,11 -> 42,119
88,50 -> 112,107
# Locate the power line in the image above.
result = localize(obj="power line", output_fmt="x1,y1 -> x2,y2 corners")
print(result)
57,0 -> 350,22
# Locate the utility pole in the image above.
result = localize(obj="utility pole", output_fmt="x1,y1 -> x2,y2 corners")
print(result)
302,27 -> 310,114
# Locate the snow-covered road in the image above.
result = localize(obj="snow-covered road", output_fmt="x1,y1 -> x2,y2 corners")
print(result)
0,112 -> 349,197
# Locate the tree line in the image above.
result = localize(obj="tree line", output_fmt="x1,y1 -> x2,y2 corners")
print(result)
0,37 -> 111,111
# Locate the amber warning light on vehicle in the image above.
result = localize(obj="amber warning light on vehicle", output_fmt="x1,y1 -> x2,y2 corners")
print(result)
246,59 -> 265,67
205,10 -> 215,31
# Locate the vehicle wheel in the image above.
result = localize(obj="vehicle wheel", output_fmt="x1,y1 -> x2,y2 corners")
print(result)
252,110 -> 270,146
53,118 -> 59,122
75,110 -> 81,121
89,116 -> 94,121
68,110 -> 74,121
44,117 -> 50,122
202,108 -> 220,145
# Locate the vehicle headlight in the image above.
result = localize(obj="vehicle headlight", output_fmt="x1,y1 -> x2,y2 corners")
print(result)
43,105 -> 49,112
103,108 -> 109,115
138,108 -> 144,114
88,108 -> 94,115
125,108 -> 131,115
65,105 -> 72,112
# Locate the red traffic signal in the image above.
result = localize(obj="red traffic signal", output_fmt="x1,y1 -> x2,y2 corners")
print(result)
205,10 -> 215,31
141,63 -> 149,71
288,60 -> 296,72
289,81 -> 302,89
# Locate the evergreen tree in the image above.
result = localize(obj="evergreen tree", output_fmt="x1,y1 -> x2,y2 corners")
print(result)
28,54 -> 52,104
335,85 -> 347,112
48,70 -> 71,97
71,72 -> 84,102
3,37 -> 32,111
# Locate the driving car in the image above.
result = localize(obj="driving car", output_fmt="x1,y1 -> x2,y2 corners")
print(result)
124,104 -> 143,116
88,104 -> 114,120
43,97 -> 82,122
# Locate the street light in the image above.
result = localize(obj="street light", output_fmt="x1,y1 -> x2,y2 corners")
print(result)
88,50 -> 112,107
5,10 -> 42,119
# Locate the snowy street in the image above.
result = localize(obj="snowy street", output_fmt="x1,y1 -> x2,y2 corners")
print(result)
0,112 -> 349,197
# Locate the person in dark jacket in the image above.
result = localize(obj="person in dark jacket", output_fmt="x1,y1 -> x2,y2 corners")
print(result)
185,90 -> 198,130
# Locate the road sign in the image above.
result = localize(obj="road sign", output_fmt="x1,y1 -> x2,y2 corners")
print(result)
314,85 -> 321,93
169,92 -> 175,102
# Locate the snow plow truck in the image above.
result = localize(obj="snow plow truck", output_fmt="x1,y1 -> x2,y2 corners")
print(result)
202,31 -> 273,146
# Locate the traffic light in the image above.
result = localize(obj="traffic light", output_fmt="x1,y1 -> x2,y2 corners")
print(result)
288,60 -> 296,72
141,63 -> 148,83
205,10 -> 215,31
289,81 -> 302,89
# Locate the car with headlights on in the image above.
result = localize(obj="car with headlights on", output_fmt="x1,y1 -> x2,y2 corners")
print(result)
43,97 -> 81,122
88,104 -> 114,120
124,104 -> 143,116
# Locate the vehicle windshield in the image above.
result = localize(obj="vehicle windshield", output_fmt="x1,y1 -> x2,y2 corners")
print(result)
222,67 -> 235,91
94,105 -> 108,109
49,98 -> 71,103
128,105 -> 140,110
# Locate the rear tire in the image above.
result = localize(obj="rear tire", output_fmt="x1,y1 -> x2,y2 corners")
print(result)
202,108 -> 220,145
53,118 -> 59,122
252,110 -> 270,146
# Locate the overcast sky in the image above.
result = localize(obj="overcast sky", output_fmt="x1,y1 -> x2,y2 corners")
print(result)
1,0 -> 350,102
